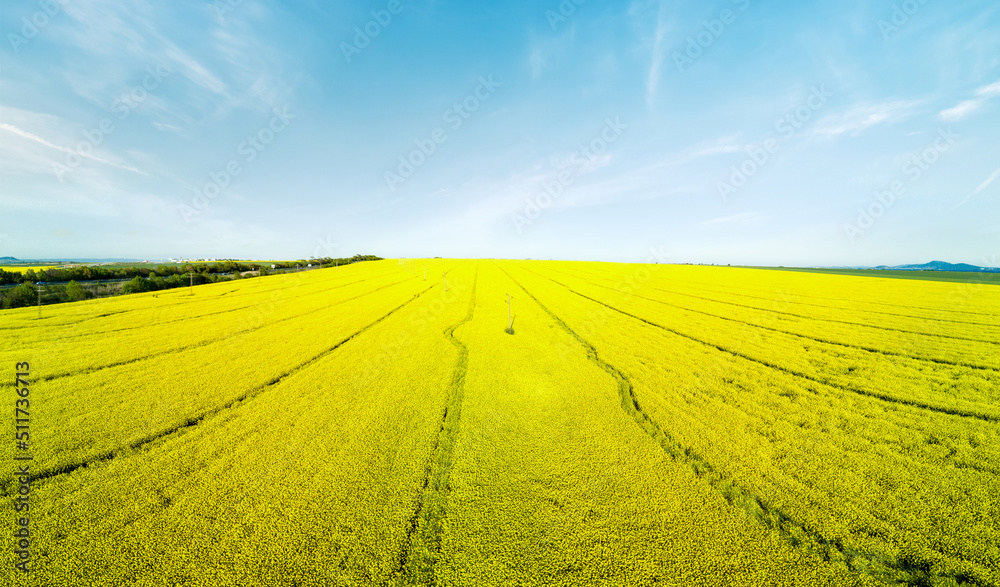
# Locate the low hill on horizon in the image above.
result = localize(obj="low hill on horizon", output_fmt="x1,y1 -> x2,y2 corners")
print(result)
874,260 -> 998,272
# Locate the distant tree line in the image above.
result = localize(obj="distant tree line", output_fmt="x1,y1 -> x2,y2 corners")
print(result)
0,255 -> 382,309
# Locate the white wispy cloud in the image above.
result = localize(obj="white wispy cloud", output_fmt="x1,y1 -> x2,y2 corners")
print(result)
812,101 -> 919,138
527,26 -> 575,80
645,0 -> 670,107
645,135 -> 744,169
151,121 -> 184,134
976,80 -> 1000,98
939,99 -> 982,121
55,0 -> 293,120
0,122 -> 143,175
938,80 -> 1000,121
700,211 -> 766,226
162,44 -> 229,97
528,47 -> 548,79
953,166 -> 1000,209
688,135 -> 744,158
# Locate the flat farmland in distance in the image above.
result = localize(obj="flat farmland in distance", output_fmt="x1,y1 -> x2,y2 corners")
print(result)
2,259 -> 998,586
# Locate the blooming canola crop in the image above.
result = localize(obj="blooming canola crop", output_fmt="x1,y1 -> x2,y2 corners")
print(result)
2,259 -> 996,586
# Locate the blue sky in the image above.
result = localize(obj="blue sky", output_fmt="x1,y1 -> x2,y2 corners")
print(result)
1,0 -> 998,266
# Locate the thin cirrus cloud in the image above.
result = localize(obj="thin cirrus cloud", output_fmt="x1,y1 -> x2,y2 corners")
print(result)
699,212 -> 766,227
685,136 -> 745,159
58,0 -> 286,119
527,25 -> 576,80
938,80 -> 1000,121
645,0 -> 672,107
953,166 -> 1000,210
811,101 -> 920,138
0,122 -> 144,176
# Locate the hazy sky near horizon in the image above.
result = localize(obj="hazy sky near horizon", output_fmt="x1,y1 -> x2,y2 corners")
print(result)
1,0 -> 998,266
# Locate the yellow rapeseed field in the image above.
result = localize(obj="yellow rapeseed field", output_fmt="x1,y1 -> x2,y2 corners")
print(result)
2,259 -> 997,586
0,266 -> 62,274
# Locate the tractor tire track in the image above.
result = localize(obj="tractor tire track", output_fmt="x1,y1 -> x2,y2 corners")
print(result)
548,265 -> 997,342
4,271 -> 394,344
33,276 -> 418,383
499,264 -> 993,587
645,284 -> 997,344
0,284 -> 436,496
0,264 -> 387,333
397,263 -> 478,586
535,267 -> 999,371
528,268 -> 1000,515
523,267 -> 999,422
580,264 -> 1000,320
664,271 -> 1000,319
